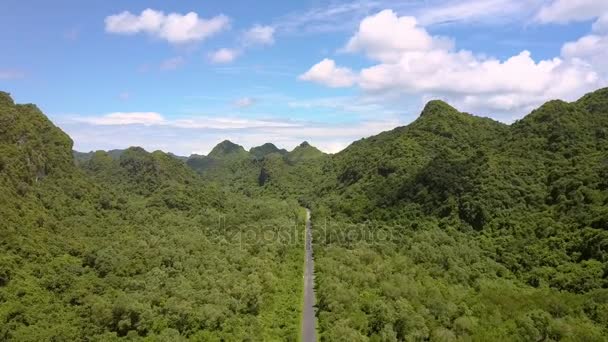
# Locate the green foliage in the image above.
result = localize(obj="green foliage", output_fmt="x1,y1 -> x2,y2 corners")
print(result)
250,143 -> 288,160
0,93 -> 304,341
284,141 -> 326,164
308,88 -> 608,340
2,87 -> 608,341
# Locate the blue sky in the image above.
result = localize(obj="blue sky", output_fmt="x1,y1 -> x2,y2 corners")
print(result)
1,0 -> 607,155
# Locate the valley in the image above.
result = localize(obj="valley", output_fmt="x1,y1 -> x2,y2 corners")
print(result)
1,88 -> 608,340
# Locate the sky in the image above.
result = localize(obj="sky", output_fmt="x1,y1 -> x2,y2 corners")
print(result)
1,0 -> 607,155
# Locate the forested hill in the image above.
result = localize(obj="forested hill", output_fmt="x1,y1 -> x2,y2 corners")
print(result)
0,91 -> 306,340
315,88 -> 608,226
308,88 -> 608,340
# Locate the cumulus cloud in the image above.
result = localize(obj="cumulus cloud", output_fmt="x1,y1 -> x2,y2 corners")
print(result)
536,0 -> 608,23
344,9 -> 452,63
208,48 -> 240,64
243,25 -> 275,46
300,9 -> 604,117
562,35 -> 608,75
534,0 -> 608,80
299,58 -> 356,88
552,3 -> 608,78
105,8 -> 230,44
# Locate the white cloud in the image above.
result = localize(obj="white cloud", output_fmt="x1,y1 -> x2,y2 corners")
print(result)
171,117 -> 299,129
78,112 -> 165,126
417,0 -> 539,26
105,9 -> 230,44
287,95 -> 401,117
233,97 -> 256,108
208,48 -> 240,64
301,9 -> 604,117
299,58 -> 356,88
593,13 -> 608,33
534,0 -> 608,78
345,10 -> 453,63
562,34 -> 608,75
274,0 -> 541,35
536,0 -> 608,23
74,112 -> 298,130
0,69 -> 25,80
243,25 -> 275,46
62,112 -> 400,155
160,56 -> 185,70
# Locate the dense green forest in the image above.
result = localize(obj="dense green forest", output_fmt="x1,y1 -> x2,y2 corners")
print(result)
307,91 -> 608,341
0,92 -> 305,341
1,88 -> 608,341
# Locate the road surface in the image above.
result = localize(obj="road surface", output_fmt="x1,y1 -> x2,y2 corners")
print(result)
301,209 -> 317,342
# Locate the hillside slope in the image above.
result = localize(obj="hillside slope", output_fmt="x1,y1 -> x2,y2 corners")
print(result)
309,89 -> 608,340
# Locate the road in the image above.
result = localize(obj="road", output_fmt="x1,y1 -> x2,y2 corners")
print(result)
301,208 -> 317,342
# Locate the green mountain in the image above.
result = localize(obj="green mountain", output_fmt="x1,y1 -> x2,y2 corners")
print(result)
308,89 -> 608,340
208,139 -> 249,158
284,141 -> 325,164
74,149 -> 188,164
186,140 -> 250,174
250,143 -> 288,159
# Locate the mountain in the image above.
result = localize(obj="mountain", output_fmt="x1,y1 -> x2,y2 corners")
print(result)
208,140 -> 249,158
307,89 -> 608,340
186,140 -> 250,174
312,89 -> 608,229
74,149 -> 188,164
250,143 -> 288,159
184,140 -> 328,199
284,141 -> 325,164
0,92 -> 74,184
73,149 -> 125,163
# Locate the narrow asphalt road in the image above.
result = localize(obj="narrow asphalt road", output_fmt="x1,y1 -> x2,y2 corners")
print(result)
302,209 -> 317,342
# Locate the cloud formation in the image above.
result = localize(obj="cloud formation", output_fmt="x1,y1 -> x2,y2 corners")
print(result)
274,0 -> 540,35
105,9 -> 230,44
208,48 -> 240,64
300,9 -> 604,117
416,0 -> 537,26
536,0 -> 608,23
74,112 -> 299,129
243,25 -> 275,46
77,112 -> 165,126
539,1 -> 608,78
63,113 -> 400,155
299,58 -> 356,88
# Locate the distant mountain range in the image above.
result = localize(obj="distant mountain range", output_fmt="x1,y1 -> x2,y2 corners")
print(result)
74,139 -> 325,169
